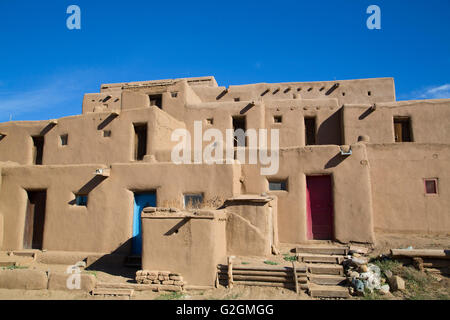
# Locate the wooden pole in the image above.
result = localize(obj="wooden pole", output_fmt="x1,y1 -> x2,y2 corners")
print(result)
292,261 -> 299,294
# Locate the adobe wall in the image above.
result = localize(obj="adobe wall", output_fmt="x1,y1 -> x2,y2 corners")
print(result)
190,77 -> 396,106
343,100 -> 450,144
223,197 -> 277,257
241,144 -> 374,244
0,107 -> 185,165
368,144 -> 450,234
141,209 -> 227,286
0,162 -> 240,252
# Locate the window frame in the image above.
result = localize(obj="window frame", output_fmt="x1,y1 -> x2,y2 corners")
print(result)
424,178 -> 438,195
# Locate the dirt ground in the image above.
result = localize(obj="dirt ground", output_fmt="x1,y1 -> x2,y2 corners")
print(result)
0,232 -> 448,300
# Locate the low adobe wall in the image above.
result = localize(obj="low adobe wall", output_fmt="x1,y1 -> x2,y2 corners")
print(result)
141,208 -> 227,286
223,196 -> 278,257
368,144 -> 450,234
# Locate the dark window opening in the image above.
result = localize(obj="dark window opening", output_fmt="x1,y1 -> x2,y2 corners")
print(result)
394,117 -> 412,142
234,97 -> 240,102
206,118 -> 214,125
368,91 -> 372,96
133,123 -> 148,161
32,136 -> 44,165
75,194 -> 88,206
268,179 -> 288,191
149,94 -> 162,109
60,134 -> 68,146
304,117 -> 316,145
171,92 -> 178,98
232,115 -> 247,147
24,190 -> 47,250
424,179 -> 438,195
103,130 -> 112,137
184,193 -> 204,209
274,115 -> 282,123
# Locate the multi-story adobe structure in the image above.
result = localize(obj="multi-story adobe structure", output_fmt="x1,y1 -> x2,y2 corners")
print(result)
0,76 -> 449,263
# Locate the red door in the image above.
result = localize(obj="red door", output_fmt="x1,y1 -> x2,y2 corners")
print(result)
306,176 -> 333,240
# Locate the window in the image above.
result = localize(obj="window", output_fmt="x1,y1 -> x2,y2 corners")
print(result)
75,194 -> 88,206
60,134 -> 68,146
268,179 -> 288,191
304,117 -> 316,145
206,118 -> 214,125
171,92 -> 178,98
184,193 -> 204,209
232,115 -> 246,147
32,136 -> 44,165
274,115 -> 282,123
149,94 -> 162,108
133,123 -> 147,161
394,117 -> 412,142
424,179 -> 438,195
103,130 -> 112,137
234,97 -> 240,102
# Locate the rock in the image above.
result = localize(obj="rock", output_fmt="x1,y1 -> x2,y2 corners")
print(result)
351,278 -> 365,295
379,284 -> 390,295
384,270 -> 393,279
352,253 -> 361,258
352,257 -> 369,266
359,265 -> 368,273
348,271 -> 360,279
349,246 -> 369,255
389,276 -> 405,291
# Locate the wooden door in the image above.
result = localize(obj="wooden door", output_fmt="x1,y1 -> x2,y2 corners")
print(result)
306,176 -> 333,240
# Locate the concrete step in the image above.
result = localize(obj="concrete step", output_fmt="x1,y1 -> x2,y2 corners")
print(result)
297,253 -> 344,264
295,245 -> 348,256
91,288 -> 134,297
309,284 -> 350,299
308,274 -> 347,286
307,263 -> 344,276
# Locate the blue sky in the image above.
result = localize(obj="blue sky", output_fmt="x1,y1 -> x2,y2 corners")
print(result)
0,0 -> 449,122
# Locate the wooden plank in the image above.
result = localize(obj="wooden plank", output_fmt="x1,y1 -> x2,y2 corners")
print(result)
227,256 -> 234,289
232,281 -> 308,290
218,270 -> 306,277
218,264 -> 306,272
219,275 -> 307,284
391,249 -> 450,259
292,261 -> 299,294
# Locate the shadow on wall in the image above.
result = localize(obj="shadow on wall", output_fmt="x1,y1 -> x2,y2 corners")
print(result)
359,106 -> 376,120
324,153 -> 348,169
85,238 -> 135,279
317,109 -> 342,145
68,175 -> 108,205
97,113 -> 119,130
164,218 -> 190,236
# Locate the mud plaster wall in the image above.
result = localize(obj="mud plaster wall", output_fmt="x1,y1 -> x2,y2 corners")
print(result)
0,107 -> 185,165
241,144 -> 374,244
224,200 -> 275,257
343,100 -> 450,145
141,213 -> 227,286
368,144 -> 450,234
0,163 -> 240,252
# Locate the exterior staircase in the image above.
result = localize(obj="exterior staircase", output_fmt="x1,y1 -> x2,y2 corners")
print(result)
295,244 -> 350,299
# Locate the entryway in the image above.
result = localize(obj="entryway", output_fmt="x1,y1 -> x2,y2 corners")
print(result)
132,192 -> 156,255
23,190 -> 47,249
306,175 -> 334,240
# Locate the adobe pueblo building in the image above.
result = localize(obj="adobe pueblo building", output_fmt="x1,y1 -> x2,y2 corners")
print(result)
0,76 -> 449,289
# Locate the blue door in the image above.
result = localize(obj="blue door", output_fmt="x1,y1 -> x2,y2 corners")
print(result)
132,192 -> 156,255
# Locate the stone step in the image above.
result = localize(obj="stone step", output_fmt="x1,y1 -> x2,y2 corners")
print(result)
295,245 -> 348,256
297,253 -> 344,264
91,288 -> 134,297
308,274 -> 347,286
309,284 -> 350,299
96,282 -> 182,292
307,264 -> 344,276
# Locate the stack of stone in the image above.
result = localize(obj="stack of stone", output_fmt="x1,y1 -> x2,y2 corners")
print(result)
136,270 -> 184,287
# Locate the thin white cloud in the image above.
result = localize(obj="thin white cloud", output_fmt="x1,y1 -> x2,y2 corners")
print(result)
413,84 -> 450,100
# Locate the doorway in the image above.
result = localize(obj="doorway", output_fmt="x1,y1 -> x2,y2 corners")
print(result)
132,192 -> 156,255
306,176 -> 333,240
23,190 -> 47,249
